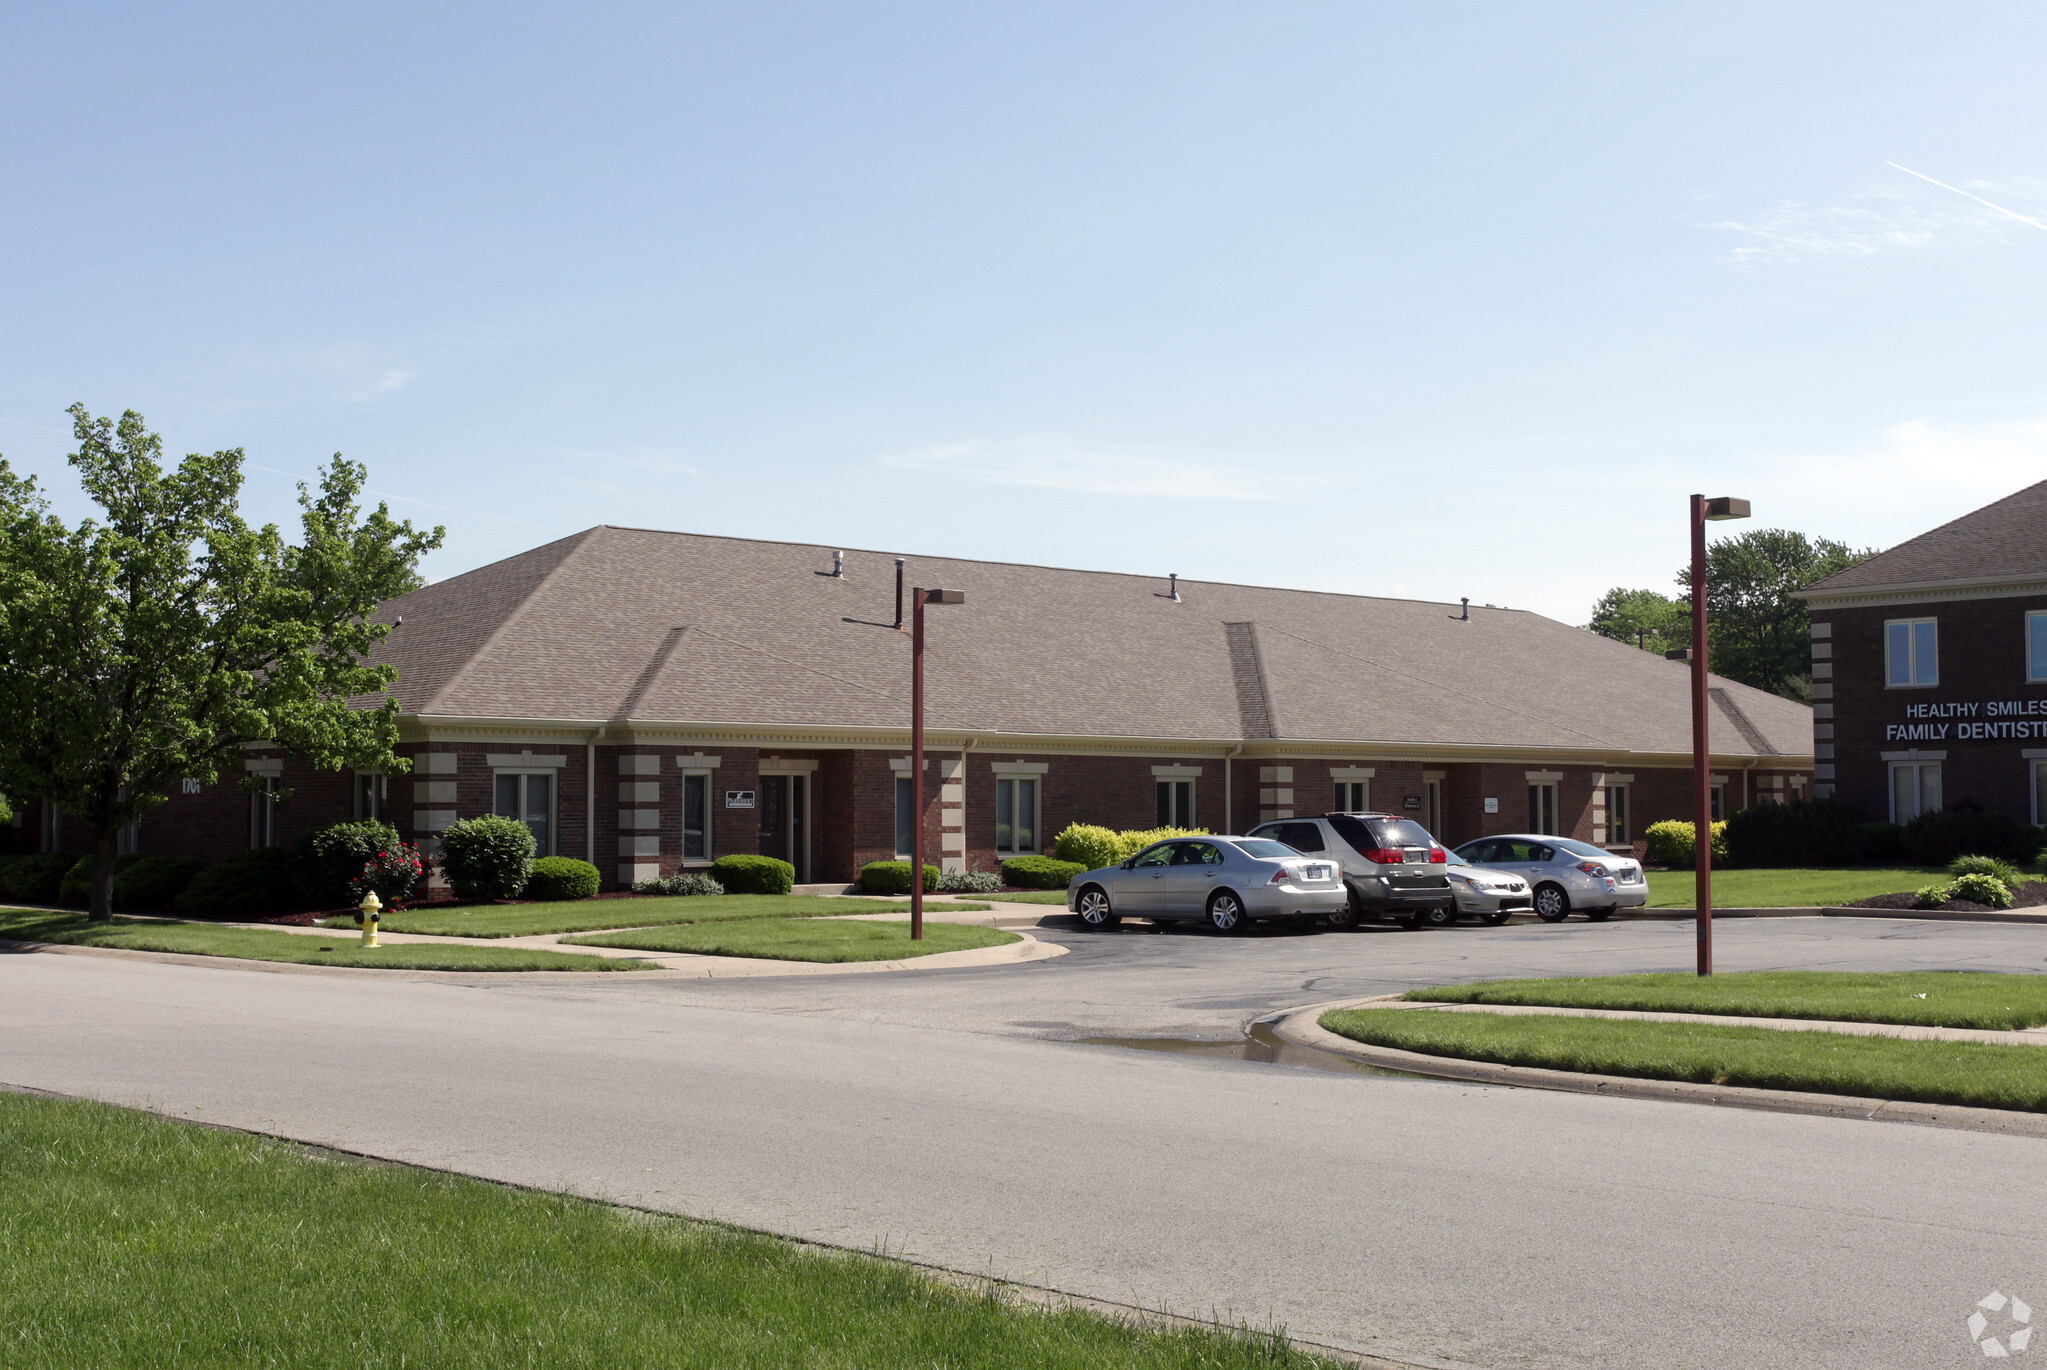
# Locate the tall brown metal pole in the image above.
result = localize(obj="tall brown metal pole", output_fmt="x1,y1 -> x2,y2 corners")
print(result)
1691,494 -> 1713,976
910,587 -> 926,941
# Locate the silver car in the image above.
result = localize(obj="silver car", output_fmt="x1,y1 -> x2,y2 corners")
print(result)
1443,861 -> 1533,923
1066,836 -> 1348,933
1449,835 -> 1649,922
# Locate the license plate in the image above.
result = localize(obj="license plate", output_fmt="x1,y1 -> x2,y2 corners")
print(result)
1616,871 -> 1638,883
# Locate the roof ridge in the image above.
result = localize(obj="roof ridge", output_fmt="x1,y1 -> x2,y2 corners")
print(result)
414,527 -> 603,715
1804,478 -> 2047,592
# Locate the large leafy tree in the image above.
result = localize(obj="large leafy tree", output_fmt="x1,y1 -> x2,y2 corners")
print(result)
1586,587 -> 1688,657
0,405 -> 443,920
1676,528 -> 1874,700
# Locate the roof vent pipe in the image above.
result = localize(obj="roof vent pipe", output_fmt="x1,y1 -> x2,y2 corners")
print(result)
1460,597 -> 1469,621
832,549 -> 845,578
1156,573 -> 1181,603
893,558 -> 906,630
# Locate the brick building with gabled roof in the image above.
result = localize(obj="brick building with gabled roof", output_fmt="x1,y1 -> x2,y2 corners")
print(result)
18,526 -> 1815,886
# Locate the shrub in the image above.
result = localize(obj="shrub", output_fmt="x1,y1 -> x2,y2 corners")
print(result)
524,856 -> 600,901
711,854 -> 795,895
860,861 -> 938,895
1912,881 -> 1953,910
1002,854 -> 1087,889
59,853 -> 158,906
1859,823 -> 1906,862
296,820 -> 404,904
1109,827 -> 1209,860
1,852 -> 86,904
1642,820 -> 1729,868
1052,824 -> 1124,870
113,855 -> 209,908
175,848 -> 304,918
937,868 -> 1004,894
1901,807 -> 2046,866
350,843 -> 428,907
633,872 -> 725,896
437,816 -> 535,902
1724,798 -> 1866,868
1947,872 -> 2016,909
1948,854 -> 2028,894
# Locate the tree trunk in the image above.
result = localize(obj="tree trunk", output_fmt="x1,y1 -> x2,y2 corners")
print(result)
88,826 -> 118,923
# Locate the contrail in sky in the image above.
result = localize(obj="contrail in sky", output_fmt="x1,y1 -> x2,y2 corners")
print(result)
1886,160 -> 2047,232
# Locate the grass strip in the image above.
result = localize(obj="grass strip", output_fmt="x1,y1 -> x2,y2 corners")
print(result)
981,891 -> 1071,905
1404,970 -> 2047,1030
0,1092 -> 1330,1369
330,894 -> 991,938
1641,866 -> 1944,908
0,910 -> 639,972
566,919 -> 1020,963
1320,1007 -> 2047,1112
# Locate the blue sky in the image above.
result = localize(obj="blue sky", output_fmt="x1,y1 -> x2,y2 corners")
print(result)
3,2 -> 2042,621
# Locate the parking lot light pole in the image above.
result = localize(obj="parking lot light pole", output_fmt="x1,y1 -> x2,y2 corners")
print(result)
1691,494 -> 1751,976
911,587 -> 966,941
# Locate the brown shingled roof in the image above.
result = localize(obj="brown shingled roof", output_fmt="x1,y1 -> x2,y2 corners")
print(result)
372,526 -> 1810,758
1804,479 -> 2047,593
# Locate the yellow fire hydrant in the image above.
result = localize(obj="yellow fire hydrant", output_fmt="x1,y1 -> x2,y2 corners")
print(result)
356,891 -> 382,948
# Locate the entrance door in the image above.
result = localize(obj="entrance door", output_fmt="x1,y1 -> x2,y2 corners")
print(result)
757,774 -> 810,882
1424,780 -> 1443,841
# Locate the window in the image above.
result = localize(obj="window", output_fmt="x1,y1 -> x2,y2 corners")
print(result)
117,822 -> 141,855
1603,785 -> 1630,845
249,776 -> 279,848
1527,783 -> 1557,835
354,771 -> 386,822
1334,781 -> 1368,812
893,776 -> 915,859
1171,841 -> 1225,865
2033,761 -> 2047,827
995,777 -> 1037,853
682,773 -> 710,861
1130,843 -> 1173,868
1709,784 -> 1725,823
1885,618 -> 1938,687
494,772 -> 553,856
2029,612 -> 2047,683
1889,762 -> 1941,823
1156,780 -> 1193,828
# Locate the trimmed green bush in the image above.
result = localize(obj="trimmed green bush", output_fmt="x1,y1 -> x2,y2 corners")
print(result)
1002,855 -> 1087,889
860,861 -> 938,895
1,852 -> 86,904
174,848 -> 304,918
1948,872 -> 2016,909
524,856 -> 600,901
1859,822 -> 1906,862
296,820 -> 403,904
937,868 -> 1004,894
1724,797 -> 1866,867
711,854 -> 795,895
1949,854 -> 2028,894
1643,819 -> 1729,868
59,853 -> 154,906
632,872 -> 725,896
1902,807 -> 2045,866
113,855 -> 209,908
437,816 -> 535,902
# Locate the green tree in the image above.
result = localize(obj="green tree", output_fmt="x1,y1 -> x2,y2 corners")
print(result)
1587,587 -> 1688,657
1677,528 -> 1874,700
0,405 -> 443,920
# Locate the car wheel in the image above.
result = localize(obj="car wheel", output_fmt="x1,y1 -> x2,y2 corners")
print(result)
1419,904 -> 1456,929
1533,884 -> 1570,922
1074,886 -> 1120,929
1586,909 -> 1613,922
1323,902 -> 1360,931
1482,910 -> 1512,925
1207,891 -> 1251,934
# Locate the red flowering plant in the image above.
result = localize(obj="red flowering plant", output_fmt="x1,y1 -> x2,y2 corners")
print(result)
351,842 -> 427,909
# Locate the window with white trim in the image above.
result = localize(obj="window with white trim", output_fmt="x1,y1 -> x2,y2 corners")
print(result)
1527,783 -> 1557,835
354,770 -> 387,822
494,771 -> 554,856
1156,780 -> 1193,828
681,772 -> 711,861
1889,762 -> 1941,822
893,777 -> 915,858
250,776 -> 280,848
1885,618 -> 1938,688
2028,611 -> 2047,683
1602,785 -> 1630,845
1709,784 -> 1725,822
995,777 -> 1038,853
1334,780 -> 1368,812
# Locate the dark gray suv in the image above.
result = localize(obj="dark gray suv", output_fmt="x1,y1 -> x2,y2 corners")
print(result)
1245,812 -> 1456,928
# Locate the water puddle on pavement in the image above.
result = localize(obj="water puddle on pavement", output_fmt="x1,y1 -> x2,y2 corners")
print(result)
1076,1022 -> 1428,1077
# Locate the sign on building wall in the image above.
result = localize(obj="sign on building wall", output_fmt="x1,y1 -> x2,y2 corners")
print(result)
724,790 -> 756,809
1483,797 -> 1500,814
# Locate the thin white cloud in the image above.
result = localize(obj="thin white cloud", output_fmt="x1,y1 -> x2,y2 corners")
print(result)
1886,162 -> 2047,233
1706,174 -> 2045,264
878,435 -> 1349,501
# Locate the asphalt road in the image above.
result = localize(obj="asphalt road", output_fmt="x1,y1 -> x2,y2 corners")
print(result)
6,914 -> 2045,1369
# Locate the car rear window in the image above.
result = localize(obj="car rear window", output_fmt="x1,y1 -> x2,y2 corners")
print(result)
1231,839 -> 1299,860
1551,838 -> 1614,860
1328,815 -> 1434,850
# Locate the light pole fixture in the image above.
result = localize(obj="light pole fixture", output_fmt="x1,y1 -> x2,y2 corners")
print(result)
1690,494 -> 1751,976
911,586 -> 966,941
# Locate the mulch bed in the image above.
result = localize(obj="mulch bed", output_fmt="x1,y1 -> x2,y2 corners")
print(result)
1847,880 -> 2047,913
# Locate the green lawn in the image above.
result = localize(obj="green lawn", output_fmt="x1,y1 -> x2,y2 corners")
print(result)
322,894 -> 987,939
1405,971 -> 2047,1030
1319,1007 -> 2047,1112
567,919 -> 1020,963
0,910 -> 639,972
983,891 -> 1071,905
1643,866 -> 1944,908
0,1091 -> 1333,1370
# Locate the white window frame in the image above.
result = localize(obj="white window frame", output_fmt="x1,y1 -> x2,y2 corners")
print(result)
250,776 -> 280,849
995,776 -> 1040,854
493,769 -> 557,858
1602,784 -> 1631,845
680,770 -> 713,864
1527,783 -> 1557,836
1156,779 -> 1195,829
893,776 -> 915,859
2028,611 -> 2047,684
1888,761 -> 1942,823
1709,784 -> 1726,823
1884,617 -> 1938,688
354,770 -> 387,822
1334,780 -> 1369,813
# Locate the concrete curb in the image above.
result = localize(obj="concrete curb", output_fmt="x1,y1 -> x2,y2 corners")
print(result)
1270,996 -> 2047,1140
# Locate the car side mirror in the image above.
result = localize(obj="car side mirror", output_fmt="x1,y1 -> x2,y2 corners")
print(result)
1119,859 -> 1134,870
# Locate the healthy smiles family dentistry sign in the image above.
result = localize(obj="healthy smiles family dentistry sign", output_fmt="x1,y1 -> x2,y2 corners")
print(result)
1886,699 -> 2047,742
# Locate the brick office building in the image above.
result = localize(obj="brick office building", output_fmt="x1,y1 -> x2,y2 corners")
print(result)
15,526 -> 1814,884
1799,479 -> 2047,825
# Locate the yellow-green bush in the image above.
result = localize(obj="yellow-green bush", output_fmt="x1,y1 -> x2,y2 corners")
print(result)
1051,823 -> 1211,868
1643,819 -> 1728,868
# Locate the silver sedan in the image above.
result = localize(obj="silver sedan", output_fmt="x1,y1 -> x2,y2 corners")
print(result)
1450,835 -> 1649,922
1443,861 -> 1534,923
1066,836 -> 1347,933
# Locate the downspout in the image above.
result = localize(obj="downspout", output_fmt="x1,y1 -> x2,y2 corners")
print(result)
589,724 -> 606,869
1224,743 -> 1244,833
960,737 -> 978,869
